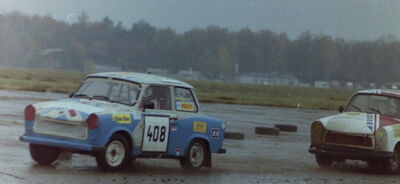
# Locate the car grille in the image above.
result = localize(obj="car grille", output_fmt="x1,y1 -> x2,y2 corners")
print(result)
33,118 -> 88,139
324,131 -> 373,148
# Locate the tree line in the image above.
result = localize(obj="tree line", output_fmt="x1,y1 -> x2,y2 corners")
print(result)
0,11 -> 399,85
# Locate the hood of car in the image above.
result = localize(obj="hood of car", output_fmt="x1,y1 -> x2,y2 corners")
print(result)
33,98 -> 135,122
319,112 -> 400,135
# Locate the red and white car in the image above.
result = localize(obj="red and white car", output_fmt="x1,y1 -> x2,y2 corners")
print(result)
309,89 -> 400,173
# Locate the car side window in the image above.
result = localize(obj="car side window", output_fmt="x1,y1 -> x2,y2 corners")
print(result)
142,86 -> 171,110
175,87 -> 198,112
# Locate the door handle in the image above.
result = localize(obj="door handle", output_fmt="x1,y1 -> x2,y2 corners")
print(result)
170,115 -> 178,122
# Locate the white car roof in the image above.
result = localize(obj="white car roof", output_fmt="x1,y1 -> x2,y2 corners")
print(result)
88,72 -> 194,89
357,89 -> 400,98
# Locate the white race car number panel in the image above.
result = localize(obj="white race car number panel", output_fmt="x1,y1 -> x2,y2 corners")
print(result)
142,116 -> 170,152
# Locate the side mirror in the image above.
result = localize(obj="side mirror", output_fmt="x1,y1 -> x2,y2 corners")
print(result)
143,101 -> 155,110
338,106 -> 344,113
68,92 -> 75,98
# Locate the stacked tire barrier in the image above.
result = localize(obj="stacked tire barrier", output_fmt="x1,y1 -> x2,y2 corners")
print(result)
224,124 -> 298,139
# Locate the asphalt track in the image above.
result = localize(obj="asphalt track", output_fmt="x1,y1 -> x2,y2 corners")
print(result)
0,90 -> 399,184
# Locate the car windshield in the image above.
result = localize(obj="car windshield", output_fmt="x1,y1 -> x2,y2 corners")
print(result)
75,77 -> 140,105
345,94 -> 400,118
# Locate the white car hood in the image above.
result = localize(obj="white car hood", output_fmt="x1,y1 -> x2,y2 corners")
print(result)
319,112 -> 379,135
33,98 -> 134,122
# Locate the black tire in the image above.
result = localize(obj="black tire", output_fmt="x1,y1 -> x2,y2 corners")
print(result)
58,152 -> 72,160
29,144 -> 60,165
179,140 -> 208,170
274,124 -> 298,132
255,127 -> 280,136
96,134 -> 131,171
224,132 -> 245,140
382,145 -> 400,174
315,154 -> 333,168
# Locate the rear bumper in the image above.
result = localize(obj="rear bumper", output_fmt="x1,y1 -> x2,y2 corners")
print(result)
20,135 -> 104,152
309,145 -> 393,160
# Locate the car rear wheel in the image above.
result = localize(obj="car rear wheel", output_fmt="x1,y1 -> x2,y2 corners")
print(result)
29,144 -> 60,165
96,134 -> 130,171
315,154 -> 333,168
382,145 -> 400,174
179,140 -> 208,170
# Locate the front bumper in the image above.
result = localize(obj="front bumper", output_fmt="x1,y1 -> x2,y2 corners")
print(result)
218,148 -> 227,154
20,135 -> 104,152
309,145 -> 393,160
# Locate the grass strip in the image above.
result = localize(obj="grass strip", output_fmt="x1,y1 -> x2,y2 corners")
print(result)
0,66 -> 355,110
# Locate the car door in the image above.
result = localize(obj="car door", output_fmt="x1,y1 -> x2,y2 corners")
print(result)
140,85 -> 176,153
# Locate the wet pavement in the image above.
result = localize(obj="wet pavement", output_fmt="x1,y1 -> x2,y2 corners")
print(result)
1,90 -> 400,183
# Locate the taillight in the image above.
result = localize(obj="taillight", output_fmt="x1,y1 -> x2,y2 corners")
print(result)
24,105 -> 36,121
68,109 -> 77,117
86,114 -> 99,130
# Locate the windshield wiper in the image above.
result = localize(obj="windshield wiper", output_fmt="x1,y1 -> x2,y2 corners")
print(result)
368,106 -> 381,114
74,93 -> 90,98
92,95 -> 110,101
92,95 -> 120,103
351,104 -> 362,112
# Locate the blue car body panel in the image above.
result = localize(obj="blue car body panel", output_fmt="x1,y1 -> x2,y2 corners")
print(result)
21,102 -> 225,158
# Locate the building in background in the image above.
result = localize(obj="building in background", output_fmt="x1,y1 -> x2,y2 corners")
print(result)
235,72 -> 300,86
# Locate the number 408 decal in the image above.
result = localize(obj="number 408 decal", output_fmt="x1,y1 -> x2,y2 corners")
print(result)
146,125 -> 167,142
142,116 -> 170,152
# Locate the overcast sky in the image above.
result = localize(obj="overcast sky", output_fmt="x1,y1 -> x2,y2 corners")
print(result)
0,0 -> 399,40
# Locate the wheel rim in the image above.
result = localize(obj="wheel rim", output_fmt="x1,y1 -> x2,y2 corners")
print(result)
105,140 -> 126,167
190,142 -> 204,167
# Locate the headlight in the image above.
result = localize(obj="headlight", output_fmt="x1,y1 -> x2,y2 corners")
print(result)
375,128 -> 387,151
221,121 -> 226,130
311,121 -> 324,145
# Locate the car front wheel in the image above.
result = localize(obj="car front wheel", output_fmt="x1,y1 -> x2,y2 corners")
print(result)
179,140 -> 208,170
29,144 -> 60,165
382,145 -> 400,174
315,154 -> 333,168
96,134 -> 130,171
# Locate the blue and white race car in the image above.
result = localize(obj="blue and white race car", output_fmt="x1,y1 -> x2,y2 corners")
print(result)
20,72 -> 226,171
